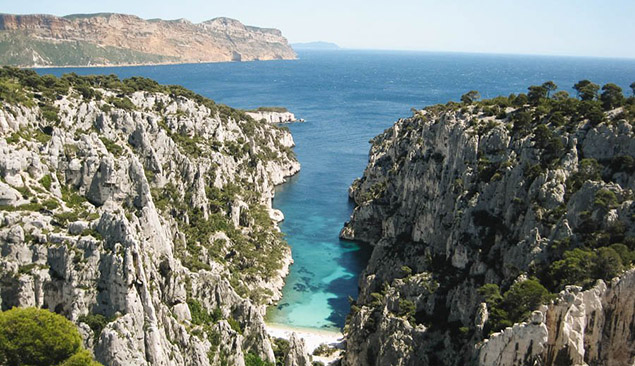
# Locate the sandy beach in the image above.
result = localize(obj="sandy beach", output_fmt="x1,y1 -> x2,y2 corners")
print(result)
265,323 -> 344,364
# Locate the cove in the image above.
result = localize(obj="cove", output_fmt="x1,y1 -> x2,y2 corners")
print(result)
37,50 -> 635,331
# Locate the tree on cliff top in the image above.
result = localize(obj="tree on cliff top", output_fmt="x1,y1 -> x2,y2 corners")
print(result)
461,90 -> 480,104
573,80 -> 600,101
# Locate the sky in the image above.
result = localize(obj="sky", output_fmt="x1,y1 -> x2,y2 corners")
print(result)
1,0 -> 634,58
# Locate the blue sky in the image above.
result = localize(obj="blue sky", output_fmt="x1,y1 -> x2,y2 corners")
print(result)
2,0 -> 634,58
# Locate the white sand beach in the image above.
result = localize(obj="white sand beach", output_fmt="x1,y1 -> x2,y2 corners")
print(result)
265,323 -> 344,364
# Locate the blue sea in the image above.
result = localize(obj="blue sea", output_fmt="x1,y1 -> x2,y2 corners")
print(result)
37,50 -> 635,331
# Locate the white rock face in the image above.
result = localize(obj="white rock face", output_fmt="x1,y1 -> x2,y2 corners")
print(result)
0,82 -> 303,366
479,270 -> 635,366
284,333 -> 311,366
246,111 -> 297,123
341,105 -> 635,366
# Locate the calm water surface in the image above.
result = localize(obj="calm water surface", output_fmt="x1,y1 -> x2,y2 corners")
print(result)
38,50 -> 635,331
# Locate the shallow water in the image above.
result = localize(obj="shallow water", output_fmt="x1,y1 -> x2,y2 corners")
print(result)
38,50 -> 635,331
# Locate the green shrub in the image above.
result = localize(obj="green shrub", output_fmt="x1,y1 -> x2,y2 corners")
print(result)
59,350 -> 102,366
251,106 -> 288,113
480,280 -> 553,334
608,155 -> 634,175
593,247 -> 624,281
40,104 -> 59,123
99,137 -> 123,156
532,124 -> 564,166
593,189 -> 618,209
0,307 -> 100,366
39,174 -> 52,190
272,337 -> 290,365
502,279 -> 553,321
609,243 -> 634,266
547,245 -> 626,291
42,199 -> 59,210
478,284 -> 503,305
77,314 -> 110,341
244,352 -> 273,366
227,317 -> 242,334
61,185 -> 86,208
186,298 -> 221,325
107,96 -> 136,111
18,263 -> 39,274
398,299 -> 416,323
567,159 -> 601,195
0,78 -> 33,106
548,248 -> 596,290
313,343 -> 336,357
401,265 -> 413,277
511,111 -> 531,134
54,211 -> 80,225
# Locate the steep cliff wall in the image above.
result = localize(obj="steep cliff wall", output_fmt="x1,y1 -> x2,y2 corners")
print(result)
479,269 -> 634,366
0,13 -> 297,67
0,68 -> 303,365
341,91 -> 635,365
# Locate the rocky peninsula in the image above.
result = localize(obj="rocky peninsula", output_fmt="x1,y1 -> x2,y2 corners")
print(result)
0,13 -> 297,67
246,107 -> 299,124
341,83 -> 635,366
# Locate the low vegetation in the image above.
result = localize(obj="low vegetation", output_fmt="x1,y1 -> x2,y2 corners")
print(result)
0,307 -> 102,366
248,106 -> 289,113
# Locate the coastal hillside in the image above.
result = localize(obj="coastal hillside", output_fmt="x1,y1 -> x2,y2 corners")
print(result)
0,67 -> 305,365
341,82 -> 635,365
291,42 -> 340,50
0,13 -> 297,67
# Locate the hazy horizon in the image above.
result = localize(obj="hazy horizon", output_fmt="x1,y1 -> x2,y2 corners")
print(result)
2,0 -> 634,59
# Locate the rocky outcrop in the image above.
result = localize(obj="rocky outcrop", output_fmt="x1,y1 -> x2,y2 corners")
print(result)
0,13 -> 297,67
284,333 -> 312,366
0,69 -> 301,365
341,99 -> 634,365
246,111 -> 298,124
479,270 -> 635,366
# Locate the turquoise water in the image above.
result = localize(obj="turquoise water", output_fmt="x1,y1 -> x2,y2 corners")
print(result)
38,50 -> 635,331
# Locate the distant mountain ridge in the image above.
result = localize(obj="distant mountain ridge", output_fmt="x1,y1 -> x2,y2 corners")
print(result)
291,41 -> 340,50
0,13 -> 297,67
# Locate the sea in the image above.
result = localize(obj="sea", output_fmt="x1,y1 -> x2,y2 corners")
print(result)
37,50 -> 635,332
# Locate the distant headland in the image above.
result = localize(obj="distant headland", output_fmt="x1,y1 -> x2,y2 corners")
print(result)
0,13 -> 297,67
291,41 -> 341,50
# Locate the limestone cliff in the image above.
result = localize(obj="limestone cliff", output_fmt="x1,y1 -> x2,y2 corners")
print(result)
479,269 -> 634,366
0,68 -> 304,365
0,13 -> 297,67
341,90 -> 635,365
